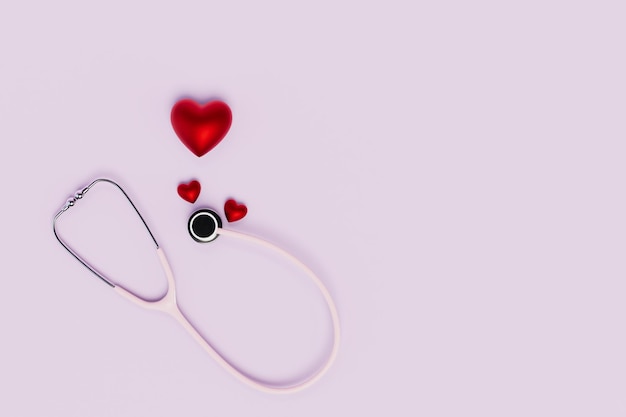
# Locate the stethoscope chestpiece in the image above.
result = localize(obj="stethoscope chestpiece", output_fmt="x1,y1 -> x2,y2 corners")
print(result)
188,209 -> 222,243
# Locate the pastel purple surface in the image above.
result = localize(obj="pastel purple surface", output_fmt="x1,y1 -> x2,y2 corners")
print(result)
1,1 -> 626,416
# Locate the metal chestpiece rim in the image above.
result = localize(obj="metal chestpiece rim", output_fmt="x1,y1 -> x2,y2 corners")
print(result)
188,209 -> 222,243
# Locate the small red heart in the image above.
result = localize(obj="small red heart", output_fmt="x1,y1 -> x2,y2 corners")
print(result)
224,199 -> 247,222
171,99 -> 232,157
177,180 -> 201,203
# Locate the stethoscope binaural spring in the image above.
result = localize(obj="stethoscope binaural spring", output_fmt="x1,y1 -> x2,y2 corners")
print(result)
52,178 -> 340,394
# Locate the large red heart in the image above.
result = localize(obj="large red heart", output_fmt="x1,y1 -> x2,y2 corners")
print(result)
177,180 -> 201,203
224,199 -> 247,222
171,99 -> 232,157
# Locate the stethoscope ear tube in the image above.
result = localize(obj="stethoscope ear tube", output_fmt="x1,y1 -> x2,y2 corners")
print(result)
53,178 -> 159,287
52,178 -> 340,394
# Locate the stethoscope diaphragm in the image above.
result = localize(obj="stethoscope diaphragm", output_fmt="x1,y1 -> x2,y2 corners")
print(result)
187,209 -> 222,243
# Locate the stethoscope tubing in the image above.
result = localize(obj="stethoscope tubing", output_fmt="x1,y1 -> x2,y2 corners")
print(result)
53,179 -> 340,394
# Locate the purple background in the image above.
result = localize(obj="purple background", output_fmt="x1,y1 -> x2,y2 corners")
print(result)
1,1 -> 626,416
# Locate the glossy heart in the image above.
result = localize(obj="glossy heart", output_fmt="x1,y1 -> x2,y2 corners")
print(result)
177,180 -> 201,203
224,199 -> 247,222
171,99 -> 232,157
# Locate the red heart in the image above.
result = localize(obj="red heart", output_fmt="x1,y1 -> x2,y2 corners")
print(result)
224,199 -> 247,222
171,99 -> 232,157
177,180 -> 201,203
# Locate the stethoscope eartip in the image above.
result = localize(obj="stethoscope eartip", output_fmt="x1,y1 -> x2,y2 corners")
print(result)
188,209 -> 222,243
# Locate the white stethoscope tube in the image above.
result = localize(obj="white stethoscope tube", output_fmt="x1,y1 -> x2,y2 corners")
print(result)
53,179 -> 340,394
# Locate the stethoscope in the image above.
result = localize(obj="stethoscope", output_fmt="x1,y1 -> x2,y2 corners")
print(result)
53,178 -> 340,394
